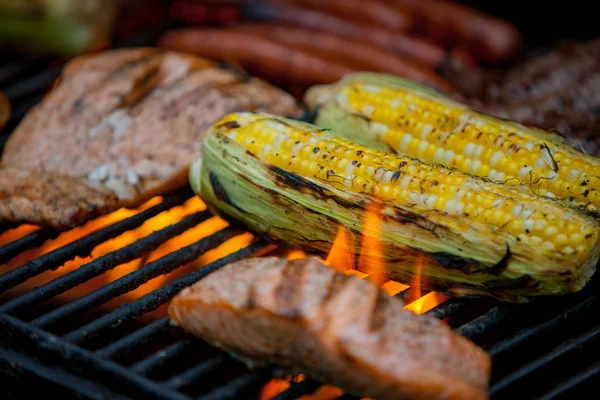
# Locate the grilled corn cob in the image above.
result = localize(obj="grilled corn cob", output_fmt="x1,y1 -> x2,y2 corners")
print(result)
190,112 -> 600,302
306,73 -> 600,215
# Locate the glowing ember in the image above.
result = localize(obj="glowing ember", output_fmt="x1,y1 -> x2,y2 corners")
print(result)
0,224 -> 39,247
382,280 -> 410,296
359,201 -> 387,286
404,292 -> 451,315
287,249 -> 307,260
325,226 -> 354,272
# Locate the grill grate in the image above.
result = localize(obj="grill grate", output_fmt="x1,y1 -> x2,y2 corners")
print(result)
1,31 -> 599,400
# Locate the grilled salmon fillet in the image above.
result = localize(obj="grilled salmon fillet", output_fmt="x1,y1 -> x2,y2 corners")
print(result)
0,92 -> 8,129
169,257 -> 491,400
0,48 -> 300,230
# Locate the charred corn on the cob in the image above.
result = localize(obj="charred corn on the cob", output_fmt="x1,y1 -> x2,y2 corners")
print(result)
306,73 -> 600,214
190,112 -> 600,302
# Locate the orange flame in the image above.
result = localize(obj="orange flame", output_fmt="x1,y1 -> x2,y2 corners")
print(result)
325,225 -> 354,272
359,201 -> 386,286
287,250 -> 307,260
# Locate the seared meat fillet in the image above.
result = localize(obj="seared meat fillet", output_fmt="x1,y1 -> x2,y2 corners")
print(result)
0,48 -> 299,229
169,257 -> 491,400
0,92 -> 8,128
0,167 -> 118,229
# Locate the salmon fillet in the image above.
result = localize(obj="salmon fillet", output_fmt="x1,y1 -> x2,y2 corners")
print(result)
0,92 -> 8,129
0,48 -> 300,229
169,257 -> 491,400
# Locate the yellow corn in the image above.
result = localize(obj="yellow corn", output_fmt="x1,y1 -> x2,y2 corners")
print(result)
308,74 -> 600,214
192,112 -> 600,301
217,112 -> 597,255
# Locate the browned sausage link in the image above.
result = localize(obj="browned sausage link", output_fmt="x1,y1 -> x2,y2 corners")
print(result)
284,0 -> 414,32
233,24 -> 452,92
0,92 -> 9,129
241,2 -> 473,71
384,0 -> 521,64
158,28 -> 353,85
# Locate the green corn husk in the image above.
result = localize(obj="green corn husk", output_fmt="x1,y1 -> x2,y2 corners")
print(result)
0,0 -> 116,55
190,112 -> 600,302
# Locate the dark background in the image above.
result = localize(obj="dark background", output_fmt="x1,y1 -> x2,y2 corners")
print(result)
460,0 -> 598,46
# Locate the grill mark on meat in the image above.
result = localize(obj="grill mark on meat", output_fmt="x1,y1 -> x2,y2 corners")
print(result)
161,77 -> 241,120
275,259 -> 306,319
369,290 -> 389,331
71,52 -> 162,114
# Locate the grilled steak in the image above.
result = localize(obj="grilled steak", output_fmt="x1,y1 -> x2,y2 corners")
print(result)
0,48 -> 300,229
169,257 -> 491,400
0,91 -> 8,129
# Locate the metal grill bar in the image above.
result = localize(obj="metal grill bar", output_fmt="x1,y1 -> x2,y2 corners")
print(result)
334,394 -> 361,400
271,380 -> 322,400
457,305 -> 514,339
163,356 -> 230,389
488,294 -> 598,358
3,66 -> 63,101
0,313 -> 190,400
490,324 -> 600,396
0,211 -> 211,314
425,298 -> 468,319
0,227 -> 58,264
0,347 -> 130,400
195,368 -> 272,400
131,341 -> 193,375
33,227 -> 243,329
97,317 -> 171,359
62,242 -> 268,344
536,360 -> 600,400
0,190 -> 191,293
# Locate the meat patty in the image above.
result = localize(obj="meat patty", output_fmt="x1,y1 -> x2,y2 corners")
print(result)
169,257 -> 491,400
0,91 -> 9,129
0,48 -> 300,229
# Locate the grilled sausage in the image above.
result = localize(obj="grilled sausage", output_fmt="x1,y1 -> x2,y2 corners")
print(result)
159,28 -> 352,85
241,2 -> 475,70
170,257 -> 491,400
0,92 -> 9,129
233,24 -> 452,91
286,0 -> 413,32
384,0 -> 521,63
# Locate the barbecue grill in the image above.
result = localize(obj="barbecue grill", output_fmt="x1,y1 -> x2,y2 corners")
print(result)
1,9 -> 599,400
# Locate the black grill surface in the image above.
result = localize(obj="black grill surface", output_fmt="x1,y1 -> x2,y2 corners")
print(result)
1,29 -> 599,400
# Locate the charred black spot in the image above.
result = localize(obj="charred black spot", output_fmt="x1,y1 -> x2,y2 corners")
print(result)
581,180 -> 588,186
584,189 -> 590,197
352,112 -> 371,123
431,180 -> 439,186
351,160 -> 357,166
313,147 -> 320,153
569,196 -> 575,202
356,150 -> 363,156
487,244 -> 512,276
399,161 -> 407,169
209,171 -> 243,212
482,275 -> 538,289
477,132 -> 483,139
431,252 -> 487,273
391,171 -> 401,182
72,99 -> 84,113
219,121 -> 241,129
268,165 -> 365,210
